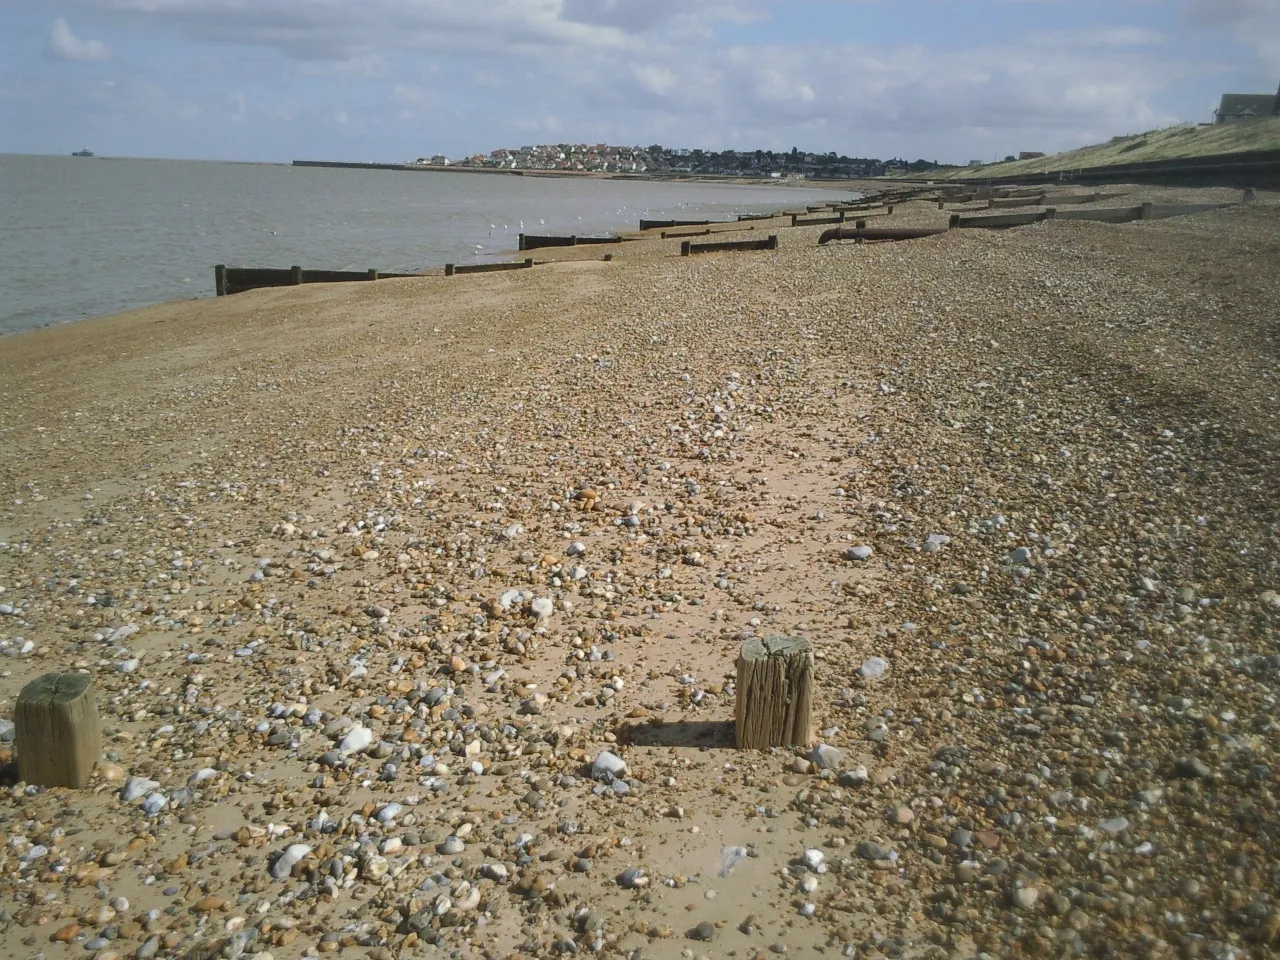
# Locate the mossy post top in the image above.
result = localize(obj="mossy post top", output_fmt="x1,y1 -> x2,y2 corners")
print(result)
19,672 -> 92,704
739,635 -> 812,661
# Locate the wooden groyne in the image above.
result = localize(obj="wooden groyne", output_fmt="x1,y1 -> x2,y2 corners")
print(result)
949,201 -> 1236,230
215,265 -> 420,297
639,218 -> 719,231
681,235 -> 778,256
445,258 -> 535,276
518,234 -> 626,251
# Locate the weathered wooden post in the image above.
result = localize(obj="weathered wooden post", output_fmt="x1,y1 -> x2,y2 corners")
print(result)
518,233 -> 526,251
1044,207 -> 1057,220
291,265 -> 303,285
445,263 -> 455,277
524,258 -> 534,268
1140,202 -> 1155,220
735,636 -> 812,749
948,213 -> 961,229
886,205 -> 894,215
214,264 -> 227,297
790,214 -> 798,227
681,241 -> 692,257
765,234 -> 778,250
937,200 -> 945,210
15,673 -> 101,788
367,269 -> 378,281
1243,187 -> 1256,203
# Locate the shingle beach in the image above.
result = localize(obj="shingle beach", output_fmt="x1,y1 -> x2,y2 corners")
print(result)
0,186 -> 1277,960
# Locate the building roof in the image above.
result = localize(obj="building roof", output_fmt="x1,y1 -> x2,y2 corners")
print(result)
1217,93 -> 1277,119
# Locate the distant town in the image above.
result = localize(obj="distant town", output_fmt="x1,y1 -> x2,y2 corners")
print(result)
413,143 -> 957,179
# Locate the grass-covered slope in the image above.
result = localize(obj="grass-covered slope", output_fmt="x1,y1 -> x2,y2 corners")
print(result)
942,116 -> 1280,180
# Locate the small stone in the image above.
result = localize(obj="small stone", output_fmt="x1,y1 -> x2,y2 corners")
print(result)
193,895 -> 224,913
845,545 -> 873,561
270,844 -> 311,880
890,805 -> 913,825
1097,817 -> 1129,836
438,836 -> 465,855
809,743 -> 844,770
617,868 -> 648,888
339,725 -> 374,755
1012,887 -> 1039,910
531,597 -> 554,619
838,765 -> 869,787
1010,546 -> 1032,565
121,776 -> 159,803
688,921 -> 715,942
591,751 -> 628,780
856,841 -> 891,861
1174,756 -> 1211,779
53,923 -> 81,943
859,656 -> 889,680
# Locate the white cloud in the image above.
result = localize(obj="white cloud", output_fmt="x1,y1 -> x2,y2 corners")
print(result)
1185,0 -> 1280,73
46,16 -> 113,61
20,1 -> 1225,160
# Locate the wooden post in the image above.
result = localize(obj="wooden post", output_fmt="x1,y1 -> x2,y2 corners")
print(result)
518,233 -> 526,251
886,205 -> 894,215
735,636 -> 812,749
765,234 -> 778,250
524,258 -> 534,268
570,236 -> 577,246
291,265 -> 303,285
445,263 -> 455,277
790,214 -> 798,227
1243,187 -> 1256,203
839,210 -> 847,222
367,269 -> 378,281
1044,207 -> 1057,220
602,253 -> 614,262
937,200 -> 944,210
948,213 -> 960,229
214,264 -> 227,297
15,673 -> 101,788
681,241 -> 691,257
1140,202 -> 1155,220
855,219 -> 867,230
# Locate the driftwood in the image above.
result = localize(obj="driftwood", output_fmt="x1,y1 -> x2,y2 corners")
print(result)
735,636 -> 813,749
15,672 -> 101,788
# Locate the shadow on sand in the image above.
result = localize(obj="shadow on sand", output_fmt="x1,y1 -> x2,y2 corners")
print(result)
623,719 -> 735,749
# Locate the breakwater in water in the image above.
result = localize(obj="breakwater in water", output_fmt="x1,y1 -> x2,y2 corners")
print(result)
0,154 -> 847,335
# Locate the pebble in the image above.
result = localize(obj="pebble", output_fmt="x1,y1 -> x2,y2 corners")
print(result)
591,750 -> 628,780
338,724 -> 374,754
809,743 -> 844,770
688,921 -> 715,941
845,545 -> 874,560
270,844 -> 311,879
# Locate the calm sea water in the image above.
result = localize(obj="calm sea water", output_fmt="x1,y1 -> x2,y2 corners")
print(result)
0,155 -> 848,335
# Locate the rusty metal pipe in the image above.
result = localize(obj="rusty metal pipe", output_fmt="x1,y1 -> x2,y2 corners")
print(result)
818,226 -> 948,245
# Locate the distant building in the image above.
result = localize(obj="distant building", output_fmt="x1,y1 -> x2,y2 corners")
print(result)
1214,84 -> 1280,123
967,160 -> 983,167
1018,151 -> 1046,160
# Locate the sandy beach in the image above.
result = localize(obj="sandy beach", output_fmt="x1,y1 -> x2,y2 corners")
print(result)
1,186 -> 1277,960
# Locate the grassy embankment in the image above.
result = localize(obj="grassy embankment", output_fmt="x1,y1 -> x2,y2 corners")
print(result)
936,116 -> 1280,180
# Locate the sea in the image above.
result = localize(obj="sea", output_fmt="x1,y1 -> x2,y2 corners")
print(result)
0,155 -> 850,336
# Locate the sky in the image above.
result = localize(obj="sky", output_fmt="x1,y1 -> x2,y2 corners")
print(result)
1,0 -> 1278,165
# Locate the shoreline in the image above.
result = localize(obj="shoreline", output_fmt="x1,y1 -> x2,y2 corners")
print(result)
1,184 -> 1277,960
